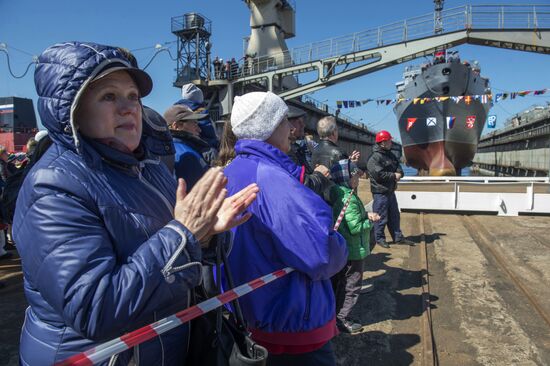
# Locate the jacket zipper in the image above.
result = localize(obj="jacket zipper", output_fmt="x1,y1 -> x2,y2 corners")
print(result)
304,280 -> 312,321
137,169 -> 173,215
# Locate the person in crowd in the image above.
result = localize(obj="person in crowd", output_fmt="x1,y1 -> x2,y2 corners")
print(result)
223,91 -> 348,366
329,159 -> 380,333
164,104 -> 212,192
13,41 -> 258,366
286,105 -> 331,196
25,137 -> 37,156
142,106 -> 176,172
311,116 -> 360,171
213,56 -> 222,79
303,133 -> 316,165
116,48 -> 178,172
366,130 -> 414,248
225,60 -> 232,79
1,131 -> 52,251
0,146 -> 16,183
214,120 -> 238,167
175,83 -> 219,157
0,145 -> 17,258
230,57 -> 238,78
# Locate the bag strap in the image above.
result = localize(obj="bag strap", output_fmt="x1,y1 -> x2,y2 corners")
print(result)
219,240 -> 247,330
215,236 -> 247,331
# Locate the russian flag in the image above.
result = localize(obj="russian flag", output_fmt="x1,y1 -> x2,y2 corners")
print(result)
446,116 -> 456,129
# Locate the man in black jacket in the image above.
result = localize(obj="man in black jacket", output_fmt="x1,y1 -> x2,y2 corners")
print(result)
286,106 -> 331,196
312,116 -> 360,170
367,130 -> 413,248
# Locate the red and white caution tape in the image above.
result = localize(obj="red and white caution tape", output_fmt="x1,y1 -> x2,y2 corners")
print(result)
57,196 -> 352,366
55,267 -> 295,366
333,188 -> 355,231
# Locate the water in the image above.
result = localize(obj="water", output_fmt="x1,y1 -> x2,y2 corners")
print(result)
401,165 -> 473,176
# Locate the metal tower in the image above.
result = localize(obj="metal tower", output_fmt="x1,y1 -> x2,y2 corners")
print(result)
434,0 -> 444,34
172,13 -> 212,87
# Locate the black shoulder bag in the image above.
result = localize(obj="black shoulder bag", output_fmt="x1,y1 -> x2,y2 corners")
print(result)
185,238 -> 268,366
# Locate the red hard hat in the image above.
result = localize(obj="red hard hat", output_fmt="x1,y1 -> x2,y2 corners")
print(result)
375,130 -> 392,143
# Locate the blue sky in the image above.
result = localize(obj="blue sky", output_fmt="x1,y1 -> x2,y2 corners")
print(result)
1,0 -> 549,141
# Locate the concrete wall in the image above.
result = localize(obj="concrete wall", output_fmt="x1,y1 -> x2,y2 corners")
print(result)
473,147 -> 550,173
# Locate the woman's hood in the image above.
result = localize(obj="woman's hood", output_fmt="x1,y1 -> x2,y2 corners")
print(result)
34,42 -> 139,152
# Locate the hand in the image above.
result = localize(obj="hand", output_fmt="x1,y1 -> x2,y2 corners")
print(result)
174,168 -> 227,244
209,183 -> 259,236
395,172 -> 402,181
314,164 -> 330,177
368,212 -> 381,222
350,150 -> 361,163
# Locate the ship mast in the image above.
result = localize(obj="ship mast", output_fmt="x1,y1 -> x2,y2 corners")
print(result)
434,0 -> 444,34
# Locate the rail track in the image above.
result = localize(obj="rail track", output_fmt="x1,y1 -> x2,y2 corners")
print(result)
461,215 -> 550,329
415,212 -> 550,366
417,213 -> 438,366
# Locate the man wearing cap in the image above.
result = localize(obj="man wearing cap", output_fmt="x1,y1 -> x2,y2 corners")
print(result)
286,105 -> 331,196
164,104 -> 212,192
175,83 -> 219,160
223,91 -> 348,365
367,130 -> 413,248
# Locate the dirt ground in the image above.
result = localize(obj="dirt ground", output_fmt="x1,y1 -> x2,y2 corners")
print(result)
0,252 -> 25,366
1,178 -> 549,365
335,176 -> 550,366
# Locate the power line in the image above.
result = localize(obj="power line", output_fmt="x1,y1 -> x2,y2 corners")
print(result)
368,108 -> 395,129
7,44 -> 36,57
142,46 -> 178,71
130,40 -> 177,53
494,102 -> 514,116
0,48 -> 37,79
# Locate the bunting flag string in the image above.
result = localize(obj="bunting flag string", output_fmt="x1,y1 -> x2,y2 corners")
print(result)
335,88 -> 549,109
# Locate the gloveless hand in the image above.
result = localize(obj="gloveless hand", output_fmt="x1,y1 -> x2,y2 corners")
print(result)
350,150 -> 361,162
368,212 -> 381,222
208,183 -> 259,236
174,168 -> 227,243
314,164 -> 330,177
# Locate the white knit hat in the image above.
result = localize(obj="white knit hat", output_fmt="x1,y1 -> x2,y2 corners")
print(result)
231,92 -> 288,141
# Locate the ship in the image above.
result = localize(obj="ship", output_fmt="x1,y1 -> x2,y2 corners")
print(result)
393,0 -> 492,176
393,52 -> 491,175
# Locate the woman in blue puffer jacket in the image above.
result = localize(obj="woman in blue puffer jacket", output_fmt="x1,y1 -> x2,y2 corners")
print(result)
13,41 -> 257,366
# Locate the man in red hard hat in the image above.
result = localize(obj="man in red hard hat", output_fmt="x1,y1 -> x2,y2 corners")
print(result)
366,130 -> 413,248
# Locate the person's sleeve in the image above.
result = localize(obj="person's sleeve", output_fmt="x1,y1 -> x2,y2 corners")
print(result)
303,171 -> 332,197
344,195 -> 372,235
14,170 -> 202,341
311,149 -> 321,168
396,162 -> 404,176
256,169 -> 348,281
367,155 -> 395,183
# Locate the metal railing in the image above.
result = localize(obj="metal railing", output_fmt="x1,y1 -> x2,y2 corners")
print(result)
171,13 -> 212,34
225,4 -> 550,79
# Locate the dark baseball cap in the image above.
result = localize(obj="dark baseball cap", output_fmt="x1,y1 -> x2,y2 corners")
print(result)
287,105 -> 307,119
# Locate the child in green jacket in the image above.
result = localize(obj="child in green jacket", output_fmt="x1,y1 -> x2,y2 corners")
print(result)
330,159 -> 380,334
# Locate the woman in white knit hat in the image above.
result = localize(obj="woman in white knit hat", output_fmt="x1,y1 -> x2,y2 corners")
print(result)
223,91 -> 348,365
